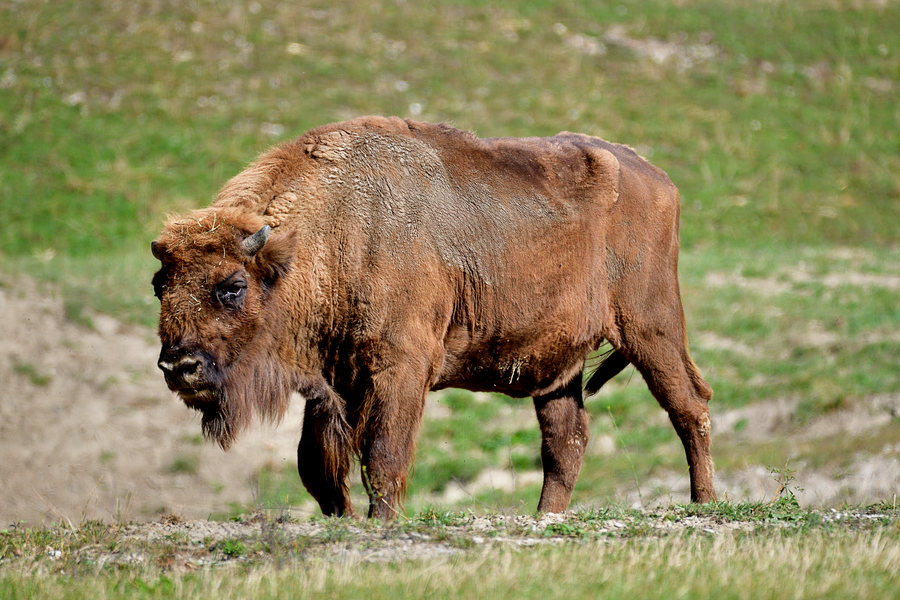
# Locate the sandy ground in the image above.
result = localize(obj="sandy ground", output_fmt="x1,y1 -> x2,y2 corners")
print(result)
0,277 -> 307,525
2,276 -> 897,526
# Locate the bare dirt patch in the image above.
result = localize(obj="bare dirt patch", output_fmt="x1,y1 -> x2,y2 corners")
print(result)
0,277 -> 309,525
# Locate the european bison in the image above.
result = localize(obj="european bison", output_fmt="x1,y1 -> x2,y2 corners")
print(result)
151,116 -> 714,518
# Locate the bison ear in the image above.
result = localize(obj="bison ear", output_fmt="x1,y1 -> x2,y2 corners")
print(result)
252,228 -> 297,285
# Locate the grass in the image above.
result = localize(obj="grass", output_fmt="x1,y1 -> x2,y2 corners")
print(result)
11,360 -> 51,387
1,0 -> 898,528
2,0 -> 897,321
1,505 -> 898,599
167,454 -> 200,476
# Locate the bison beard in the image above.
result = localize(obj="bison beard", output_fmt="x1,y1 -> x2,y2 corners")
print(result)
152,116 -> 716,519
198,342 -> 296,450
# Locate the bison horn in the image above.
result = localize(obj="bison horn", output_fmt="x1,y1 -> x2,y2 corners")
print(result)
242,225 -> 271,255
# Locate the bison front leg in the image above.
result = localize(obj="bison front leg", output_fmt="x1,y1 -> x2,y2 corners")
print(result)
357,364 -> 429,520
297,383 -> 354,516
533,378 -> 590,513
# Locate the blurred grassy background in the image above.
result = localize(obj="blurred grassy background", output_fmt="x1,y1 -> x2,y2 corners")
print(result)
1,0 -> 897,513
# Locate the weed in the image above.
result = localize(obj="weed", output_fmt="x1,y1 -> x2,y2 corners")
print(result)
320,521 -> 357,544
768,462 -> 805,504
542,522 -> 588,538
220,539 -> 247,558
163,532 -> 190,545
415,508 -> 468,527
12,360 -> 51,386
168,454 -> 199,475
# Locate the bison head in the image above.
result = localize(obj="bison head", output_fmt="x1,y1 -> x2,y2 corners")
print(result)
151,207 -> 297,448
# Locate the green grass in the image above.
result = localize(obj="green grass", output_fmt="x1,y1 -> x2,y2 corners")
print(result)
1,505 -> 898,599
11,360 -> 51,386
2,1 -> 897,320
167,454 -> 200,476
1,0 -> 898,519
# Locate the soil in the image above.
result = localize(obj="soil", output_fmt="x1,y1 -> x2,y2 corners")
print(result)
1,276 -> 897,527
0,277 -> 307,525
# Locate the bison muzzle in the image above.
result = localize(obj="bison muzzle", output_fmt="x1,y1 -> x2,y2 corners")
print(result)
151,117 -> 715,519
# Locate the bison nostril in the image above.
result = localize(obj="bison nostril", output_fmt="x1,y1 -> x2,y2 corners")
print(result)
176,356 -> 204,380
158,353 -> 206,386
179,357 -> 201,372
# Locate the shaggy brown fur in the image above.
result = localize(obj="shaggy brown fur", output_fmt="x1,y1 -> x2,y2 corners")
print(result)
151,116 -> 715,519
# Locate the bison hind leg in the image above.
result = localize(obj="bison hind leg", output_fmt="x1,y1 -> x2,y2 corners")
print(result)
617,326 -> 716,504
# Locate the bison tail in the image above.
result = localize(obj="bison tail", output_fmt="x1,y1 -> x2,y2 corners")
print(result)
583,348 -> 630,397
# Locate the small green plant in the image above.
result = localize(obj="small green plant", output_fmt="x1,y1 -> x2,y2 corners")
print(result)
163,532 -> 190,545
220,538 -> 247,558
416,508 -> 466,527
62,297 -> 94,329
168,453 -> 199,475
768,462 -> 804,505
542,522 -> 588,538
320,521 -> 356,543
12,361 -> 51,386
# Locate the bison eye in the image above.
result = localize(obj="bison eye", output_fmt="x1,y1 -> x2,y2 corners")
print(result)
214,273 -> 247,308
